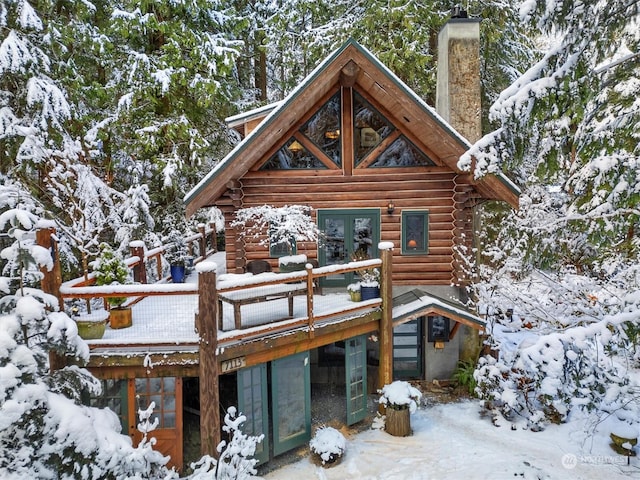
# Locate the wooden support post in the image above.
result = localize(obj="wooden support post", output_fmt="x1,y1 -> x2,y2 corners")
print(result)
196,262 -> 220,458
198,223 -> 207,258
129,241 -> 147,284
36,227 -> 63,312
306,263 -> 314,339
378,243 -> 394,389
36,227 -> 66,372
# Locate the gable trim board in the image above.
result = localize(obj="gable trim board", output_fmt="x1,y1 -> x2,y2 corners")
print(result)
184,39 -> 519,217
392,289 -> 485,332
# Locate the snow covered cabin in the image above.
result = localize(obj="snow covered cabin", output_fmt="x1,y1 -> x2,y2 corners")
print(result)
69,16 -> 520,471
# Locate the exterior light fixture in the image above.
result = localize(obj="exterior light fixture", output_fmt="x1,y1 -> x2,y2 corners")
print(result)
387,201 -> 395,215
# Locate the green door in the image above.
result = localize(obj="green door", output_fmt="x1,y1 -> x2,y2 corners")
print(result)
345,335 -> 368,425
393,318 -> 423,379
237,364 -> 269,464
318,209 -> 380,287
271,352 -> 311,455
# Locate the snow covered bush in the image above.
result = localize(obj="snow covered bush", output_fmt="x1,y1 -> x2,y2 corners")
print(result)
231,205 -> 320,255
93,242 -> 130,308
378,381 -> 422,413
187,407 -> 263,479
309,426 -> 346,466
473,268 -> 640,431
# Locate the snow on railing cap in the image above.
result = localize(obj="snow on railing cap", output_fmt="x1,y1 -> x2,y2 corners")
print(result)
196,261 -> 218,273
129,240 -> 146,248
378,241 -> 394,251
36,219 -> 56,229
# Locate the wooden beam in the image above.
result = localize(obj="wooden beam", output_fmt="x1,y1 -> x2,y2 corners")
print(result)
196,265 -> 220,459
340,60 -> 360,87
378,244 -> 394,388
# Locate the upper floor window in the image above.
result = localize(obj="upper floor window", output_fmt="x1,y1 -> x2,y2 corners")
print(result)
301,93 -> 341,166
353,92 -> 395,166
370,136 -> 436,168
402,210 -> 428,255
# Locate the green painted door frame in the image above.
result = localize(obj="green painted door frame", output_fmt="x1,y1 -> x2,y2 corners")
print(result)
318,209 -> 380,288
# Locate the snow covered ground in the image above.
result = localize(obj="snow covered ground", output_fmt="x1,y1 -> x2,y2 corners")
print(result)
261,400 -> 639,479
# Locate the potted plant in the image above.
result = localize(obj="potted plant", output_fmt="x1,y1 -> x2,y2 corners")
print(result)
70,302 -> 109,340
347,282 -> 362,302
93,243 -> 132,329
378,380 -> 422,437
352,250 -> 380,300
309,426 -> 346,467
165,230 -> 188,283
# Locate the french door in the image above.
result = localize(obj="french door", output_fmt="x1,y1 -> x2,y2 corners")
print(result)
345,335 -> 368,425
237,364 -> 269,464
237,352 -> 311,462
318,209 -> 380,287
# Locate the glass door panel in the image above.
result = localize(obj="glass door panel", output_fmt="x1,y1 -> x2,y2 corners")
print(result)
393,318 -> 423,378
237,364 -> 269,464
271,352 -> 311,456
346,335 -> 368,425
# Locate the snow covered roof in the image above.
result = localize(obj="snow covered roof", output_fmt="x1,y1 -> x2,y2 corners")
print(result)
392,288 -> 485,330
184,38 -> 519,216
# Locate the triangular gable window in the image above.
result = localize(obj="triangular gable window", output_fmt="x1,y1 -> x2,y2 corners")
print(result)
369,136 -> 436,168
301,92 -> 341,167
353,92 -> 395,166
261,138 -> 327,170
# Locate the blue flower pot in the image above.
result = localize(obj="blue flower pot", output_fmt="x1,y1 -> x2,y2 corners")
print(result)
170,264 -> 186,283
360,285 -> 380,300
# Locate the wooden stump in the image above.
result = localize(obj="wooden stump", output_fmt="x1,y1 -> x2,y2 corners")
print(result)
385,406 -> 411,436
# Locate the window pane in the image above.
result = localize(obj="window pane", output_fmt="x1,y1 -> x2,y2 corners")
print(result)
353,92 -> 395,165
370,136 -> 436,168
402,211 -> 428,254
301,93 -> 341,166
261,138 -> 327,170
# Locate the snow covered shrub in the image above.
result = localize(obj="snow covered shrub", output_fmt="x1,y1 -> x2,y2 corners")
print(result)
231,204 -> 321,255
309,426 -> 346,466
378,380 -> 422,413
93,242 -> 130,308
473,269 -> 640,430
187,407 -> 263,479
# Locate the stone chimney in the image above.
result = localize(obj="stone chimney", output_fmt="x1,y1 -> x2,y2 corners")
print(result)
436,14 -> 482,143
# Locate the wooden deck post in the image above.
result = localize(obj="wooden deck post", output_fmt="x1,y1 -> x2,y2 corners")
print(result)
198,223 -> 207,259
196,261 -> 220,458
378,243 -> 394,389
129,241 -> 147,284
36,227 -> 63,312
36,227 -> 66,372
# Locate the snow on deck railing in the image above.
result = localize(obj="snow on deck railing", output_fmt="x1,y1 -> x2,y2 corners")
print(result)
59,251 -> 385,347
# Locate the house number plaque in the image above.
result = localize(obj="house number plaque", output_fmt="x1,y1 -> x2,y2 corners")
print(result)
221,356 -> 246,373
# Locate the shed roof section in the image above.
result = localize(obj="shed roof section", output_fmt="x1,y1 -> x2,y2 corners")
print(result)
392,289 -> 486,331
184,39 -> 519,216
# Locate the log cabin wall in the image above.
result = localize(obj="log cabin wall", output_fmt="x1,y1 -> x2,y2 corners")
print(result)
220,166 -> 471,286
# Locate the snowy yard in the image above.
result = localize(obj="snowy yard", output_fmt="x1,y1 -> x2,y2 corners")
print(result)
261,400 -> 639,479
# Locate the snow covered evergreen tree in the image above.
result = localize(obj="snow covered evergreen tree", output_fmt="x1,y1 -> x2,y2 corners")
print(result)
0,178 -> 175,479
466,0 -> 640,430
